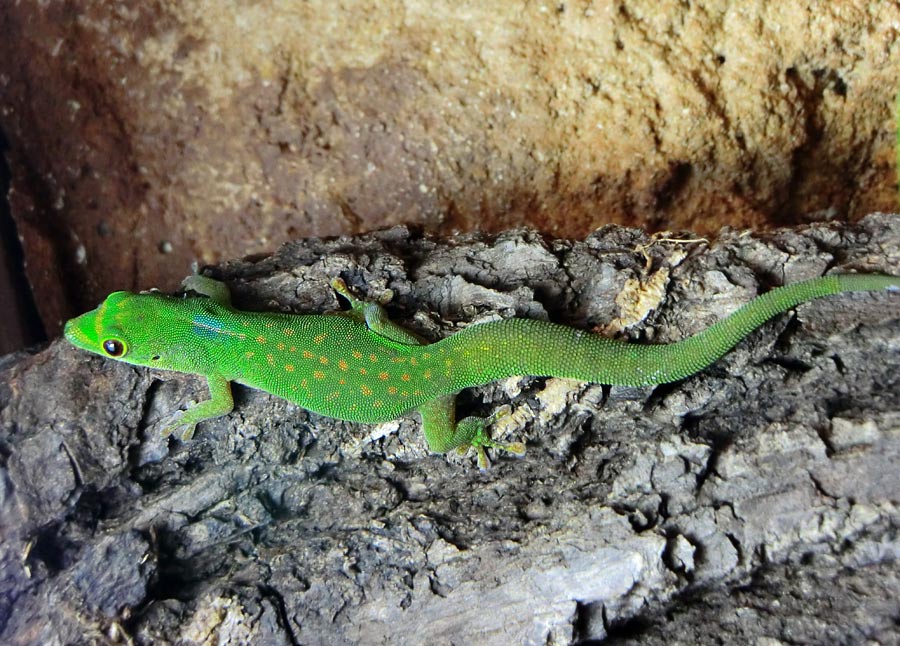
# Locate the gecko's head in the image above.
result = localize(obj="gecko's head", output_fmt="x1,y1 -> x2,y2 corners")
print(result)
65,291 -> 150,364
64,291 -> 198,370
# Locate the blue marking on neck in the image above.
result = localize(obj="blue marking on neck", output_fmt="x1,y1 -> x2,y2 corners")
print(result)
192,313 -> 226,339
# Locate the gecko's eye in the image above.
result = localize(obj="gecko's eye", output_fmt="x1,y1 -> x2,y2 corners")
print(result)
102,339 -> 126,357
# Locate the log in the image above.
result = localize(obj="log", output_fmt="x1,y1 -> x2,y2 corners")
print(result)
1,215 -> 898,644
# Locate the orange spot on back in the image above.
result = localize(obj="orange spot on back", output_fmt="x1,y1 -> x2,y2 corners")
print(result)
373,400 -> 383,408
423,370 -> 431,379
359,367 -> 368,375
360,384 -> 373,396
379,371 -> 389,380
410,357 -> 418,366
245,351 -> 255,359
314,333 -> 327,344
369,354 -> 378,362
284,328 -> 294,336
303,350 -> 315,359
256,335 -> 267,344
313,371 -> 325,380
285,364 -> 295,372
401,373 -> 411,382
338,359 -> 348,371
352,350 -> 363,359
277,342 -> 286,351
267,354 -> 275,366
388,386 -> 398,395
319,356 -> 329,365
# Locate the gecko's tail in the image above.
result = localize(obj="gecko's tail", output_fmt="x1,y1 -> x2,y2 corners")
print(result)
427,273 -> 899,392
643,273 -> 900,385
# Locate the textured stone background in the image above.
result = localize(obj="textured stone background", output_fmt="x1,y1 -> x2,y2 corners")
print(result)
1,216 -> 897,644
2,1 -> 899,336
1,3 -> 899,641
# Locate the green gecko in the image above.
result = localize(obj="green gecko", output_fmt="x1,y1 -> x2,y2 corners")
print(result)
64,272 -> 899,467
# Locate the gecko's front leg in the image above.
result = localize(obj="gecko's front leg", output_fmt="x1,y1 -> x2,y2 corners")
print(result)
160,374 -> 234,440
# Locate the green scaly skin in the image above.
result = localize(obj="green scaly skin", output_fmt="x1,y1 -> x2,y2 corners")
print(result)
64,273 -> 900,467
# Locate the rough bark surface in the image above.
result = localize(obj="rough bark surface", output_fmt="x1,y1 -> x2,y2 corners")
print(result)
0,215 -> 898,645
2,1 -> 899,334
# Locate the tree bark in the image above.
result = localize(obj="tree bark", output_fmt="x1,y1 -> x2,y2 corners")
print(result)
1,215 -> 898,644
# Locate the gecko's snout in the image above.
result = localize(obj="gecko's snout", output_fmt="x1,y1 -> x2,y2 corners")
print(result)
63,314 -> 91,349
63,318 -> 77,343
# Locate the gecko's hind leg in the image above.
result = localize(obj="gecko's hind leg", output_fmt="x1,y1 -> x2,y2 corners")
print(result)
334,278 -> 526,468
418,396 -> 526,470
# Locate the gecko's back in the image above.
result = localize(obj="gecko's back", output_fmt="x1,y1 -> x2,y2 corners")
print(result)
212,308 -> 435,422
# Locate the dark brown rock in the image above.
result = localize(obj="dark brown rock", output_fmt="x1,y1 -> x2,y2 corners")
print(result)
0,216 -> 897,644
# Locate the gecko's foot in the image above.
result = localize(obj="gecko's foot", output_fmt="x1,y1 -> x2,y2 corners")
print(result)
455,410 -> 527,470
160,425 -> 196,441
159,411 -> 197,441
330,277 -> 352,299
181,274 -> 216,293
331,277 -> 394,307
181,274 -> 232,306
468,433 -> 527,470
181,274 -> 207,292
